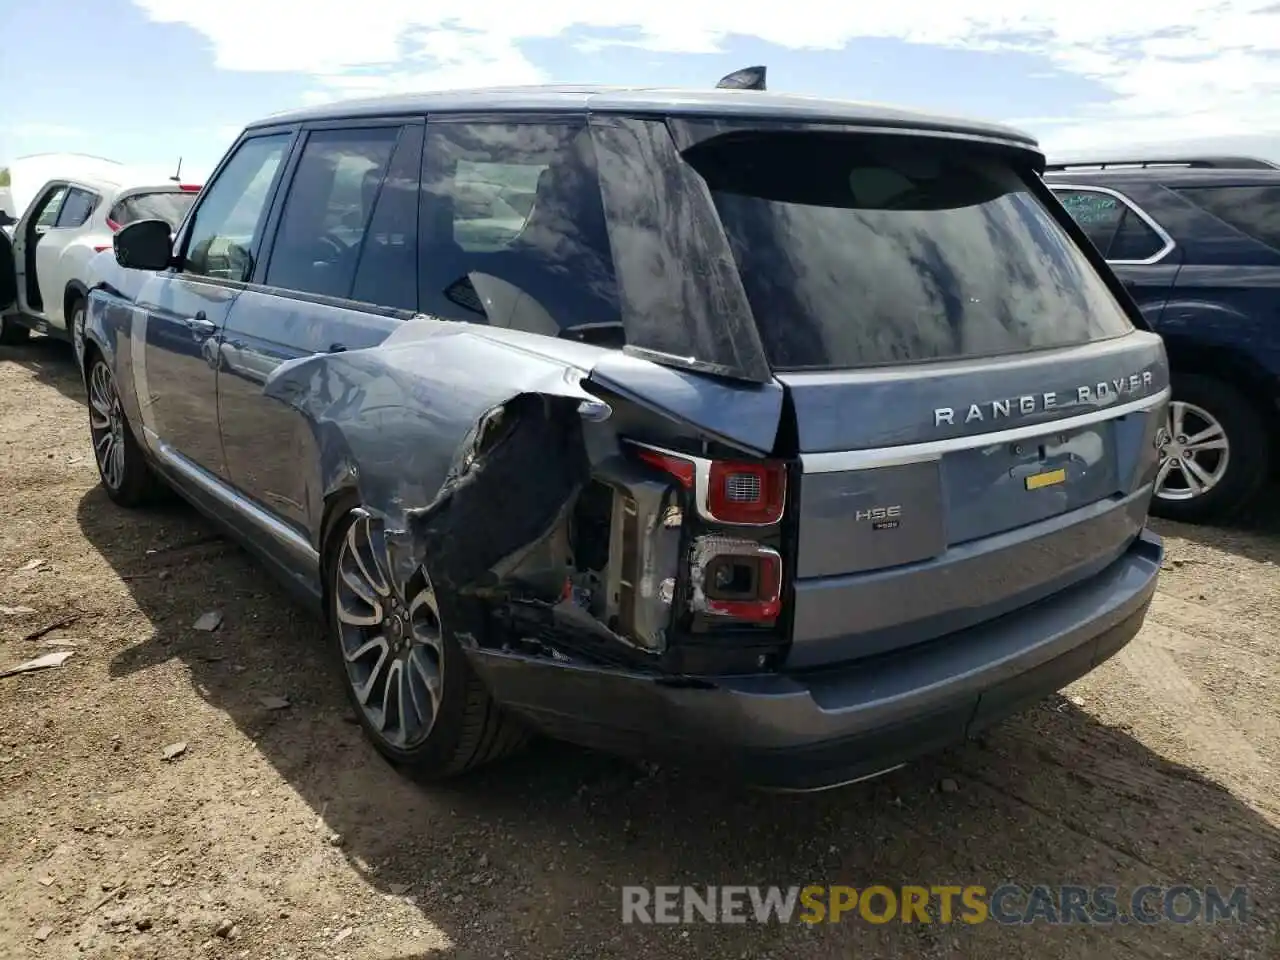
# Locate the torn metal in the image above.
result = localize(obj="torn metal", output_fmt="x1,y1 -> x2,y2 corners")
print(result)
261,315 -> 782,665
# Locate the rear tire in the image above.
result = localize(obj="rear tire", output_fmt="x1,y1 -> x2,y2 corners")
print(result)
69,298 -> 86,369
1149,374 -> 1270,525
0,315 -> 30,345
86,355 -> 157,507
325,508 -> 528,780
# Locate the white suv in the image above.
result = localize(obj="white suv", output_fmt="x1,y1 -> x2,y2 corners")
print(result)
0,169 -> 200,358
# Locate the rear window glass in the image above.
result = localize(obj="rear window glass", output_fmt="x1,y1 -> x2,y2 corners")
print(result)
110,190 -> 197,229
685,132 -> 1134,370
1173,185 -> 1280,251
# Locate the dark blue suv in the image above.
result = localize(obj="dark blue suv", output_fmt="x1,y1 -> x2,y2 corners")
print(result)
1044,156 -> 1280,524
74,85 -> 1168,790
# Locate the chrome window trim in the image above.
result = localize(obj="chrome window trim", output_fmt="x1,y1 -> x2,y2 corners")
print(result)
801,387 -> 1170,474
1049,182 -> 1177,266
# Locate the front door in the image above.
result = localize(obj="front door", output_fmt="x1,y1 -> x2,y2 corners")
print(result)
132,134 -> 293,478
13,183 -> 67,316
0,228 -> 15,315
218,123 -> 420,532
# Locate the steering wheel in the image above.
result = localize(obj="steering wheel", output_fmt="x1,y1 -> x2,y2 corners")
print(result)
315,233 -> 348,261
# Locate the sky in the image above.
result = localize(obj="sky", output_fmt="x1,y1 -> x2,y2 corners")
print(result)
4,0 -> 1280,185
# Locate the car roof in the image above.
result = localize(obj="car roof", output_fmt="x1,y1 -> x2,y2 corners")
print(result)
245,84 -> 1038,150
1042,166 -> 1280,188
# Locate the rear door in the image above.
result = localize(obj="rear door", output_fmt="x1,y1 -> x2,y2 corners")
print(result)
1050,183 -> 1180,325
683,129 -> 1169,667
36,186 -> 100,328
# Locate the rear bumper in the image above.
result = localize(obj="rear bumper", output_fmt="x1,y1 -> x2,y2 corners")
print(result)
468,527 -> 1163,791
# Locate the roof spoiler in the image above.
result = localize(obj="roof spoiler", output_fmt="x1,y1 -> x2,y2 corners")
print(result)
716,66 -> 766,91
1045,155 -> 1280,172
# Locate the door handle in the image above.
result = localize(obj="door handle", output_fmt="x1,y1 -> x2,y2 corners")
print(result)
185,312 -> 217,337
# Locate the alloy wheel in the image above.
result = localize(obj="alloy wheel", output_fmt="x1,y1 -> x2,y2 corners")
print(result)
88,360 -> 128,491
334,511 -> 444,748
1154,400 -> 1230,502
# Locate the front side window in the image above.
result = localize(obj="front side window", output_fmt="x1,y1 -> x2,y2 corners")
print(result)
184,134 -> 290,281
1054,188 -> 1166,262
684,130 -> 1135,370
54,188 -> 98,228
31,186 -> 68,230
419,121 -> 621,344
265,126 -> 400,300
1174,184 -> 1280,252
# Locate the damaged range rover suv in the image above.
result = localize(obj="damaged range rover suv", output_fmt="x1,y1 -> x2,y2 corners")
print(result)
82,84 -> 1167,790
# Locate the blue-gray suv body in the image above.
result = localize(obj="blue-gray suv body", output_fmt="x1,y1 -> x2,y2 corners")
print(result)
79,85 -> 1166,790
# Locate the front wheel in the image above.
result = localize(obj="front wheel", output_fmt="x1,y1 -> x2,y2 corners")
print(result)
327,508 -> 527,779
87,357 -> 156,506
1149,374 -> 1270,524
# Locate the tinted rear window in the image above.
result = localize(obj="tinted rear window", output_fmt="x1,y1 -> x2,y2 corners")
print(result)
1173,185 -> 1280,251
110,191 -> 197,229
685,132 -> 1134,370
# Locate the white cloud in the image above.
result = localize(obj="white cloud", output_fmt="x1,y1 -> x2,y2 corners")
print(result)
132,0 -> 1280,153
9,122 -> 82,141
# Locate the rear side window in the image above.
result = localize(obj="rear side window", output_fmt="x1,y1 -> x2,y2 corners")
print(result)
685,132 -> 1135,371
1174,185 -> 1280,251
110,191 -> 197,229
54,188 -> 98,228
1054,189 -> 1168,262
266,126 -> 400,300
419,121 -> 622,345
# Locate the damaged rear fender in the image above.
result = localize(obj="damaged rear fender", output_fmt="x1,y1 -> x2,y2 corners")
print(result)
260,325 -> 614,601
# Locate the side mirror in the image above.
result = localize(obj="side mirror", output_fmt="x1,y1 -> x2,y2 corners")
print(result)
114,219 -> 174,271
0,211 -> 15,228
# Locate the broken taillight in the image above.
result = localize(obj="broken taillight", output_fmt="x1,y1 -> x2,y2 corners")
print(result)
690,536 -> 783,622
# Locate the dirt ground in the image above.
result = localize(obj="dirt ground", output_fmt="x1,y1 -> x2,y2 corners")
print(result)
0,338 -> 1276,960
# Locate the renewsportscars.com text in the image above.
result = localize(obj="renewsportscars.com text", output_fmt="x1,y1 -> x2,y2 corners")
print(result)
621,884 -> 1250,926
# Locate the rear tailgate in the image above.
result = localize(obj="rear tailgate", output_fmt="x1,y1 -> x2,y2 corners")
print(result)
685,126 -> 1168,667
781,334 -> 1165,666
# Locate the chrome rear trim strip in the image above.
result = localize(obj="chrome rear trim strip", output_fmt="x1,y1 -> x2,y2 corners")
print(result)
801,388 -> 1170,474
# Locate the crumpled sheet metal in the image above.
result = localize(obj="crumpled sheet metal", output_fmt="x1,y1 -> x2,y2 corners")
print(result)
263,320 -> 608,594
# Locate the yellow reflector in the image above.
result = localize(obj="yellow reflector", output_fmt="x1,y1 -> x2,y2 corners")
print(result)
1025,467 -> 1067,491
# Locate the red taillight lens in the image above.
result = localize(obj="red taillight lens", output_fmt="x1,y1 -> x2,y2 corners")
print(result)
106,218 -> 122,232
635,448 -> 695,489
93,245 -> 112,253
179,184 -> 202,192
707,460 -> 785,525
630,443 -> 786,526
